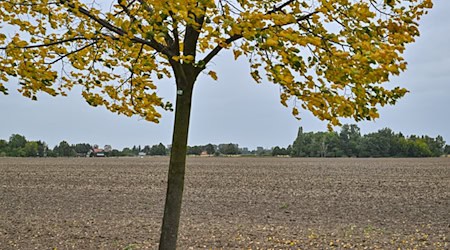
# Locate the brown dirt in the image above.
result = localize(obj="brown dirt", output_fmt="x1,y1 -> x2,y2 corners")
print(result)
0,157 -> 449,249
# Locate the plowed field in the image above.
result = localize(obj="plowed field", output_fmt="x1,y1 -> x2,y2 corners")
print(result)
0,157 -> 449,249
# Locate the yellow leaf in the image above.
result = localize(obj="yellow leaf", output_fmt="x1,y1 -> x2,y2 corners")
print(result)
266,38 -> 278,47
183,55 -> 194,63
233,50 -> 242,60
208,71 -> 218,80
292,107 -> 299,116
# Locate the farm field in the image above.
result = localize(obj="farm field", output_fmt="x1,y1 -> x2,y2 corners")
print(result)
0,157 -> 449,249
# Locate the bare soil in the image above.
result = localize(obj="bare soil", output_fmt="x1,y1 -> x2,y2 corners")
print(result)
0,157 -> 449,249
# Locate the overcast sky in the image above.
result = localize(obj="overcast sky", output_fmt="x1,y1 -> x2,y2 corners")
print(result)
1,1 -> 449,150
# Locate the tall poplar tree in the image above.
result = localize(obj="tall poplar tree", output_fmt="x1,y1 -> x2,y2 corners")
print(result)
0,0 -> 432,248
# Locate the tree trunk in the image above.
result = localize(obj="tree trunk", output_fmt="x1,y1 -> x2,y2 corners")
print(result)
159,85 -> 194,250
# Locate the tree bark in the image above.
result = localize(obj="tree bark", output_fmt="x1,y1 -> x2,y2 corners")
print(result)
158,84 -> 194,250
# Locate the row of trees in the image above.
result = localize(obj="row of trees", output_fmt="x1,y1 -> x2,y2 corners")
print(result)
122,143 -> 267,156
0,135 -> 235,157
116,144 -> 169,156
0,135 -> 162,157
0,135 -> 98,157
0,135 -> 269,157
1,127 -> 448,158
291,125 -> 448,157
0,134 -> 47,157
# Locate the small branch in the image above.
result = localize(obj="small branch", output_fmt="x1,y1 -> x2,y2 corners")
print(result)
199,34 -> 242,69
117,0 -> 138,22
0,37 -> 93,50
295,11 -> 319,24
124,43 -> 145,106
218,0 -> 224,15
45,41 -> 98,65
223,0 -> 243,14
298,22 -> 350,49
164,31 -> 175,52
369,0 -> 397,17
268,0 -> 295,14
171,18 -> 180,55
0,1 -> 59,6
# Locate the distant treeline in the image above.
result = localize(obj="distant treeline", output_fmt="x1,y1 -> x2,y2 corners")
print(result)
0,135 -> 97,157
0,135 -> 268,157
0,135 -> 170,157
1,125 -> 449,157
291,125 -> 449,157
0,134 -> 240,157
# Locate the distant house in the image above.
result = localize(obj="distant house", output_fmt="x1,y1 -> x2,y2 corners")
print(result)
89,145 -> 106,157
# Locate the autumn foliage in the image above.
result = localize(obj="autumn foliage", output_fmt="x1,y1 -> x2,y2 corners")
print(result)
0,0 -> 432,126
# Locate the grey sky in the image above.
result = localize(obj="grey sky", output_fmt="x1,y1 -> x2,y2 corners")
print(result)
1,1 -> 449,150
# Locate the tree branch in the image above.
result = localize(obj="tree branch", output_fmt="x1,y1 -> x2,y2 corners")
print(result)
183,4 -> 206,58
268,0 -> 295,14
199,34 -> 242,70
171,15 -> 180,55
0,37 -> 93,50
117,0 -> 138,22
369,0 -> 397,17
60,0 -> 174,57
45,41 -> 98,65
0,1 -> 58,6
129,43 -> 145,107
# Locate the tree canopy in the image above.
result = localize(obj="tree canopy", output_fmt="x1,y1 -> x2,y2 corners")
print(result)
0,0 -> 432,126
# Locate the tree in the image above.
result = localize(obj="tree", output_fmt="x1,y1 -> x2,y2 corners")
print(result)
142,145 -> 151,155
272,146 -> 282,156
445,145 -> 450,156
74,143 -> 92,155
131,145 -> 140,156
339,124 -> 361,157
9,134 -> 27,149
0,139 -> 8,157
291,127 -> 305,157
321,131 -> 341,157
36,140 -> 48,157
219,143 -> 240,155
406,139 -> 432,157
423,135 -> 445,157
8,134 -> 27,156
110,149 -> 122,157
272,146 -> 290,156
204,143 -> 216,155
24,141 -> 39,157
121,147 -> 135,157
54,141 -> 76,157
0,1 -> 432,248
187,145 -> 203,155
150,143 -> 168,156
